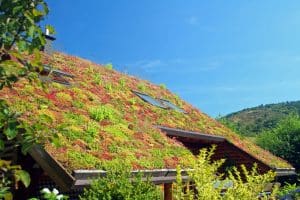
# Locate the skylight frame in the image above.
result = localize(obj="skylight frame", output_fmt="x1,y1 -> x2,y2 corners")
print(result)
39,65 -> 74,86
43,65 -> 74,78
132,90 -> 167,109
159,99 -> 186,113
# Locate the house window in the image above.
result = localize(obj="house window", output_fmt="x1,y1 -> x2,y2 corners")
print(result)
132,90 -> 167,108
160,99 -> 185,113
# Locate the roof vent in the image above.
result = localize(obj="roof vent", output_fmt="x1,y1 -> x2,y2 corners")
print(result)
42,28 -> 56,55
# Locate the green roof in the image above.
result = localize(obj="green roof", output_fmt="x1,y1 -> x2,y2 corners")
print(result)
1,52 -> 292,172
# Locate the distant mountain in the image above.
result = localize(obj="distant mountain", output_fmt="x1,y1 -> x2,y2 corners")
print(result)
219,101 -> 300,136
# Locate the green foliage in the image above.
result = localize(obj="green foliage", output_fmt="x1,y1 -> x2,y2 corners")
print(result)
173,146 -> 277,200
104,83 -> 113,92
0,1 -> 53,198
21,111 -> 56,153
93,73 -> 102,85
68,150 -> 101,169
105,63 -> 113,70
0,0 -> 53,89
216,116 -> 241,135
88,105 -> 119,122
119,77 -> 126,88
59,125 -> 83,141
104,124 -> 130,141
0,100 -> 19,143
137,82 -> 146,92
56,92 -> 73,102
86,121 -> 100,138
223,164 -> 277,200
277,183 -> 300,199
159,83 -> 167,90
256,115 -> 300,170
0,160 -> 30,199
220,101 -> 300,136
79,167 -> 161,200
0,100 -> 55,154
128,98 -> 137,105
72,100 -> 84,109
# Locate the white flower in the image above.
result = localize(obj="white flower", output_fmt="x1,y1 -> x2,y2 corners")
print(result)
41,188 -> 51,194
56,194 -> 64,200
52,188 -> 59,195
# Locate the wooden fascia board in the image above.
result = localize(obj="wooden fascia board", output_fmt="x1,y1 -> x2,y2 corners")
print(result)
72,169 -> 190,189
156,125 -> 226,142
274,168 -> 296,177
29,145 -> 75,192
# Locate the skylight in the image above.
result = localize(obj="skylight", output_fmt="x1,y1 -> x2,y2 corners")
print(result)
132,91 -> 167,108
132,90 -> 186,112
39,65 -> 74,85
43,65 -> 74,78
160,99 -> 185,113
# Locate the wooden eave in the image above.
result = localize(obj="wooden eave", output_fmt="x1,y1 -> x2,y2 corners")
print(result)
29,145 -> 189,191
156,125 -> 296,176
155,125 -> 226,142
28,127 -> 295,192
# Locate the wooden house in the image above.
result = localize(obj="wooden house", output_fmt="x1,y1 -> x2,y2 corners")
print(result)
1,51 -> 295,199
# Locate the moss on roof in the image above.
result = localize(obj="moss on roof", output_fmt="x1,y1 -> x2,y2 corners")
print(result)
1,52 -> 291,172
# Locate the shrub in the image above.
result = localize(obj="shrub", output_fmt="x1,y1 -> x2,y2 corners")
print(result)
277,183 -> 300,199
88,105 -> 118,122
79,167 -> 161,200
173,146 -> 277,200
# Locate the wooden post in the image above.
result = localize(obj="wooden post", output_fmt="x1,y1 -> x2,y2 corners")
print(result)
164,183 -> 173,200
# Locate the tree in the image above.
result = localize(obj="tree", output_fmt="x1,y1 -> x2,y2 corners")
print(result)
0,0 -> 53,197
173,146 -> 277,200
216,116 -> 241,135
256,115 -> 300,171
0,0 -> 54,88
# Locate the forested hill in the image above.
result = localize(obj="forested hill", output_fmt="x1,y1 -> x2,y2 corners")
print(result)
219,101 -> 300,136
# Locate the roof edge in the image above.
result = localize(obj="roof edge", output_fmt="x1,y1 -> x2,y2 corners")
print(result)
156,126 -> 294,173
155,125 -> 226,142
274,168 -> 297,177
29,145 -> 192,190
29,145 -> 75,191
72,169 -> 190,188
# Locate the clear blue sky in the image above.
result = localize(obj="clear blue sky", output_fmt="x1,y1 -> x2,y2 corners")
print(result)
45,0 -> 300,117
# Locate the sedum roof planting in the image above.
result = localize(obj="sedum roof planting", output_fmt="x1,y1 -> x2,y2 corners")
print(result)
1,52 -> 292,172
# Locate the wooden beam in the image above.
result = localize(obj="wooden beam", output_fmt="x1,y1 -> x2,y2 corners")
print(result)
29,145 -> 75,192
164,183 -> 173,200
